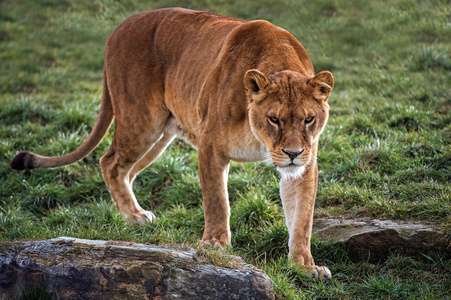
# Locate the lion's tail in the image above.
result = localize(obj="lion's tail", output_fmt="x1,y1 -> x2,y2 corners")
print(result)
10,71 -> 114,171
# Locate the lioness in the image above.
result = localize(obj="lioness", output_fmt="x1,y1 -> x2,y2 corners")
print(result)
11,8 -> 334,278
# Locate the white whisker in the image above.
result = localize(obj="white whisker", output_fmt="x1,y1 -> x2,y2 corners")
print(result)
259,151 -> 272,163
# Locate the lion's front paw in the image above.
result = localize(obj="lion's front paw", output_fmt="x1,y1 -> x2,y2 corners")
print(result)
303,265 -> 332,279
290,250 -> 332,279
201,238 -> 227,248
201,231 -> 230,248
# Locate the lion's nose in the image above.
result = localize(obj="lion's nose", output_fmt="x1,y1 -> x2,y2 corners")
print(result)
282,149 -> 304,160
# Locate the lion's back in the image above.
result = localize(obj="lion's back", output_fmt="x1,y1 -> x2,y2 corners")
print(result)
102,8 -> 313,133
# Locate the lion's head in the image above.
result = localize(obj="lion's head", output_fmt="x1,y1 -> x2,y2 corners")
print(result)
244,69 -> 334,178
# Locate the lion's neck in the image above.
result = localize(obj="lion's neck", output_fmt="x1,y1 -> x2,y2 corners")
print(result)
228,130 -> 269,163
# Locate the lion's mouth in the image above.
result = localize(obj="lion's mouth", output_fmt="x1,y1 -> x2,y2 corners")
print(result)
278,161 -> 304,168
272,161 -> 302,168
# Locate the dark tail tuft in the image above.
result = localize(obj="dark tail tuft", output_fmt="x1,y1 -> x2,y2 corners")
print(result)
10,151 -> 35,170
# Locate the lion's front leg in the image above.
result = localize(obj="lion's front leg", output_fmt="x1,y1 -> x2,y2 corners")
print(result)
198,144 -> 231,248
280,162 -> 331,279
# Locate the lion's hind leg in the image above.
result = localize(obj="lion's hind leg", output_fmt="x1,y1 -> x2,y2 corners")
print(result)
100,112 -> 171,224
129,131 -> 175,185
100,136 -> 155,224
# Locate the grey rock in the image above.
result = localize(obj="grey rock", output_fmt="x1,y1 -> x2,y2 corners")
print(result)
313,218 -> 450,262
0,237 -> 274,300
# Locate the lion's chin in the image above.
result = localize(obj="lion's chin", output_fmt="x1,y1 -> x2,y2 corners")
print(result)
276,164 -> 306,179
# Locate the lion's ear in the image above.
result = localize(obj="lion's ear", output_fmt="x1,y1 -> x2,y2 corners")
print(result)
310,71 -> 334,102
244,69 -> 270,101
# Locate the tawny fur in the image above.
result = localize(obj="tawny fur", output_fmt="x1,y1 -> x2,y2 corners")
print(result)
11,8 -> 334,278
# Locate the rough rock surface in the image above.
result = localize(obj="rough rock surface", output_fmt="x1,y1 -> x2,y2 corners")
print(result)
0,237 -> 274,300
313,218 -> 450,262
1,219 -> 448,298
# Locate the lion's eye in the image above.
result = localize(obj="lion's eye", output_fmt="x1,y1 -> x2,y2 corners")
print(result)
268,117 -> 280,126
305,116 -> 315,124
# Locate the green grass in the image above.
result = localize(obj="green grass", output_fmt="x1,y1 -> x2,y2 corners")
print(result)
19,281 -> 56,300
1,0 -> 450,298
